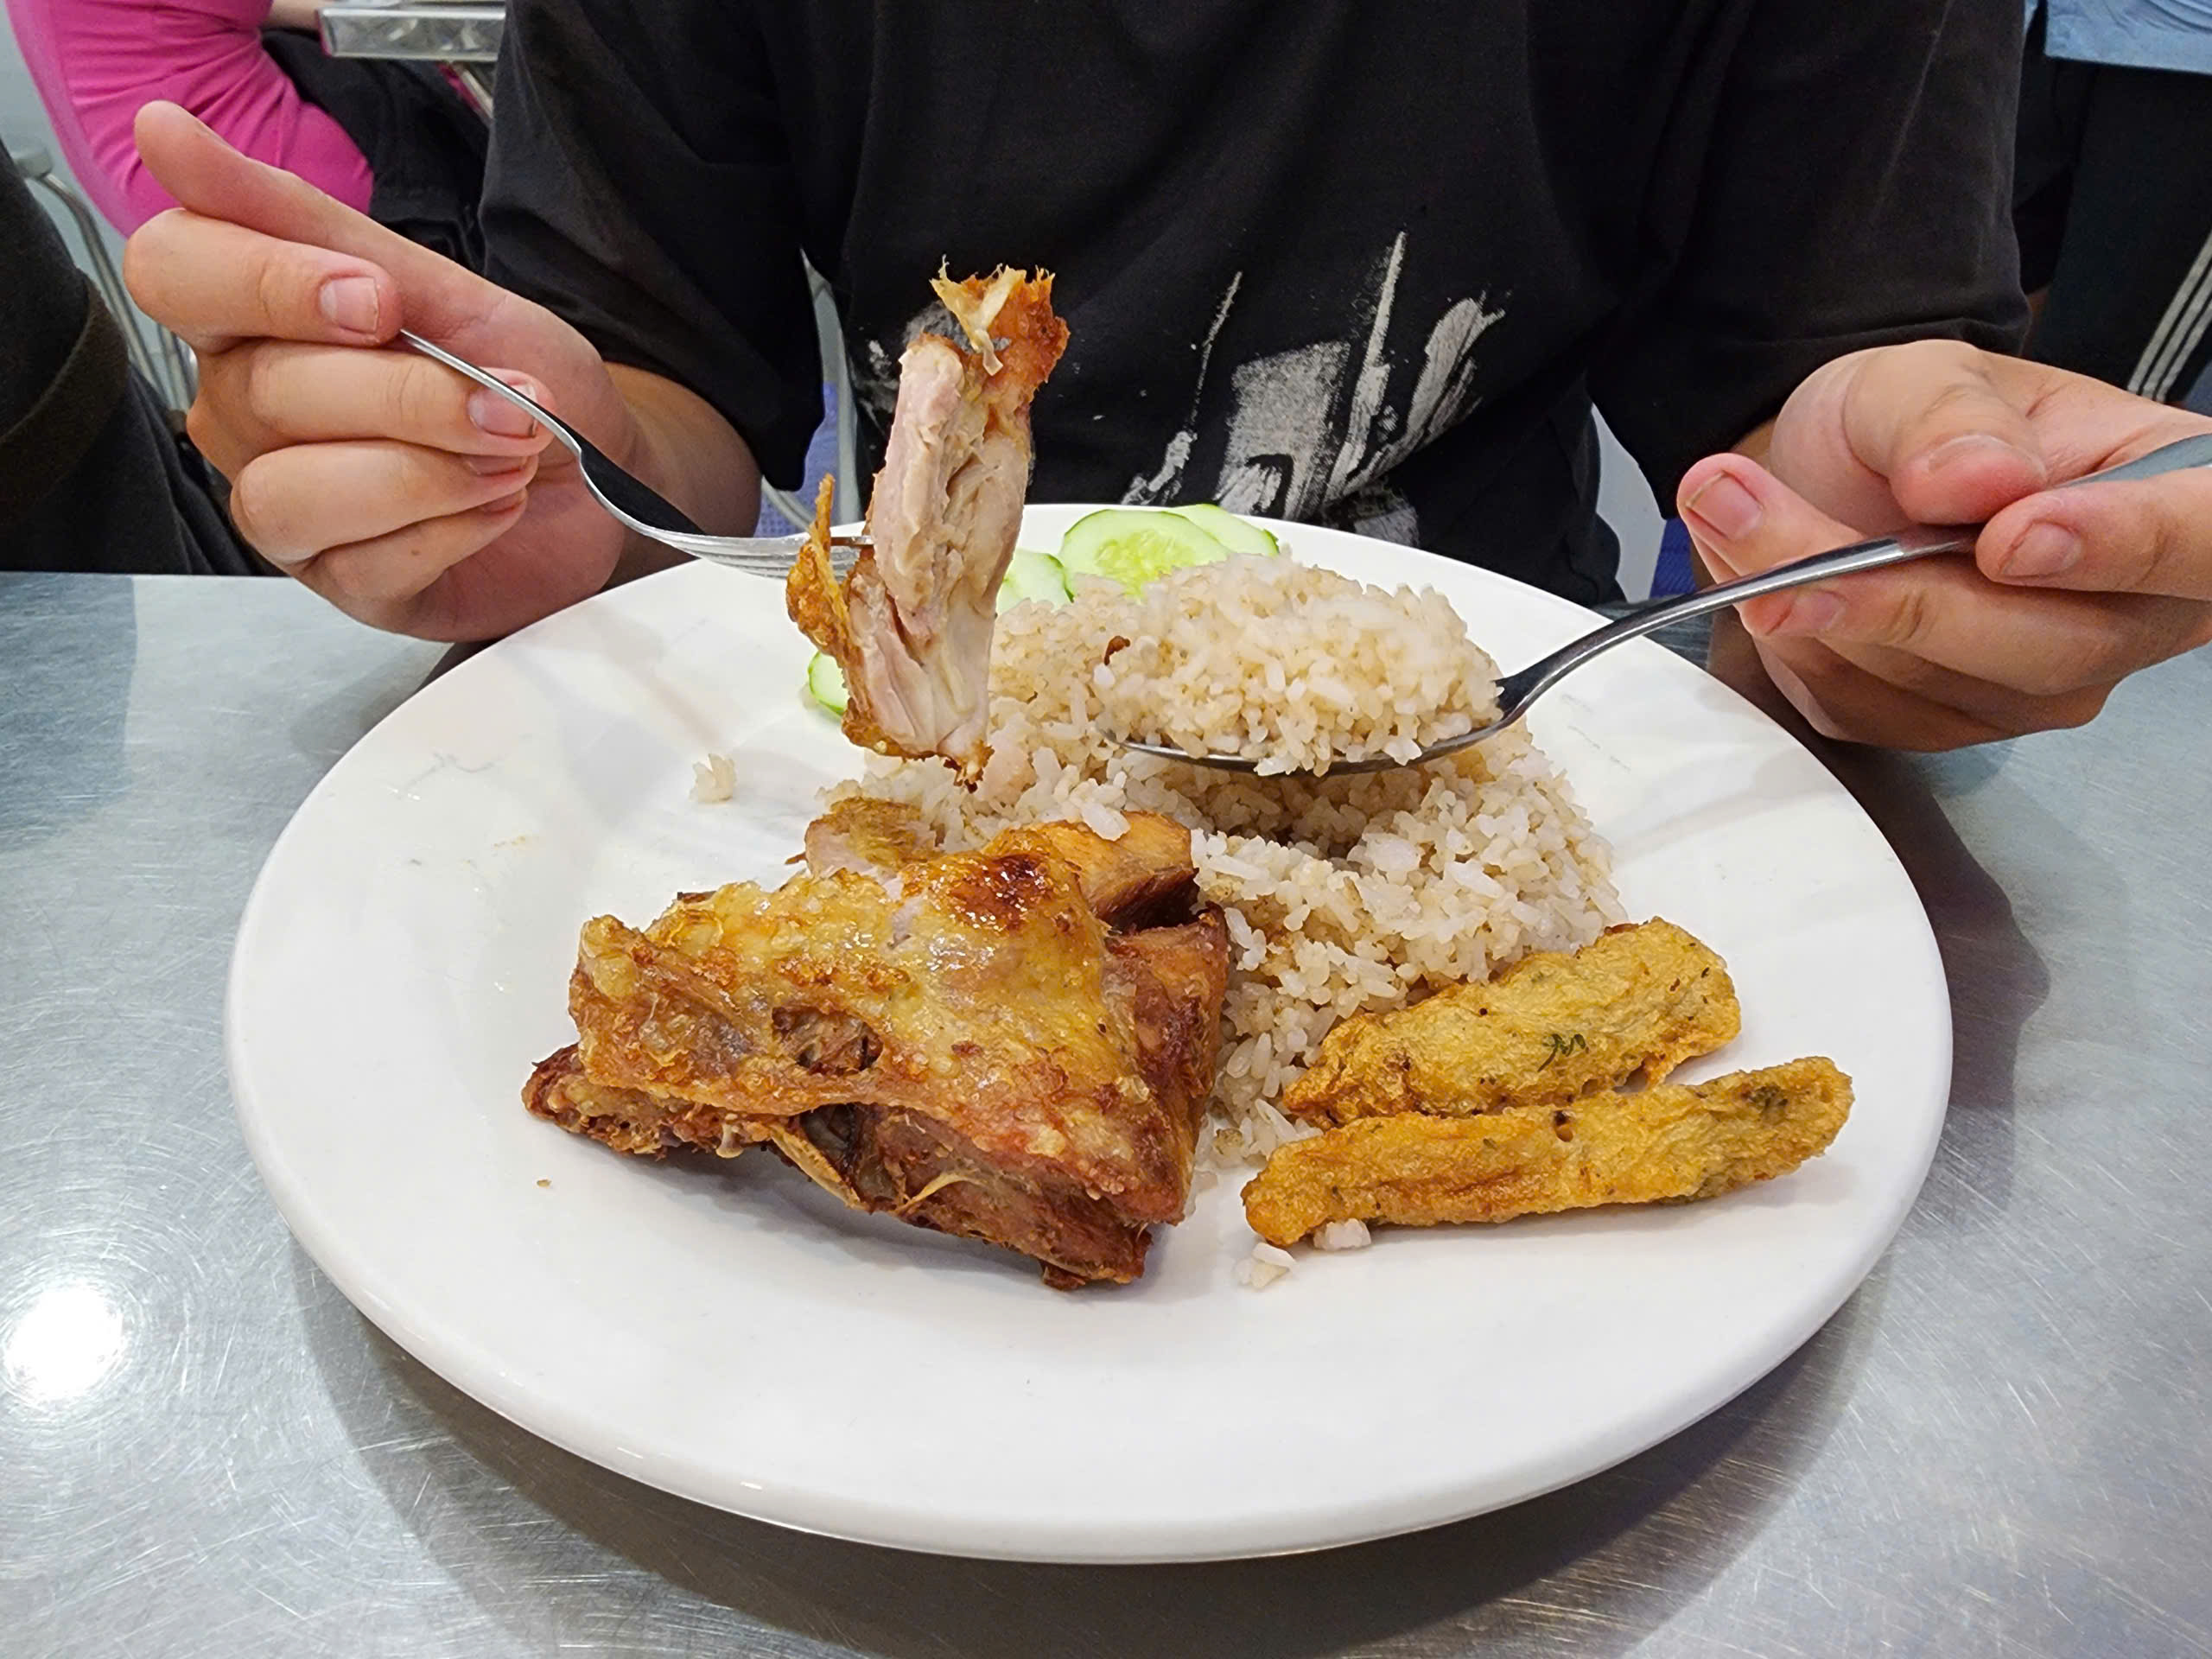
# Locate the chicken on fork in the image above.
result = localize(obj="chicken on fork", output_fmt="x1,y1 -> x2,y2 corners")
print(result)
789,269 -> 1069,780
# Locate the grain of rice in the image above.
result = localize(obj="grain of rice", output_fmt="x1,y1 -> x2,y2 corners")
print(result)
1313,1219 -> 1373,1251
1236,1241 -> 1296,1289
691,753 -> 736,803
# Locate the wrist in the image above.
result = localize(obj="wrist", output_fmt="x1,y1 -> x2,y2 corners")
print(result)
605,364 -> 761,537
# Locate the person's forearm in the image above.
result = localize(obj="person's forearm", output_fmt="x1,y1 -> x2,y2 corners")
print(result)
606,363 -> 764,582
264,0 -> 325,30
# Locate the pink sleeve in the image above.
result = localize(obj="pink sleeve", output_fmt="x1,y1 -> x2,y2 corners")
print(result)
4,0 -> 376,233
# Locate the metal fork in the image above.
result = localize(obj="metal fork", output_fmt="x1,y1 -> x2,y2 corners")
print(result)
1116,432 -> 2212,776
399,331 -> 866,577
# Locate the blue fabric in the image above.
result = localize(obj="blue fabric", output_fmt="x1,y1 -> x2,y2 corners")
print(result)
1652,518 -> 1698,597
753,381 -> 842,537
2028,0 -> 2212,74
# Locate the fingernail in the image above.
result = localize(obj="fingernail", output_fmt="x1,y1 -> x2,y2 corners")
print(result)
468,386 -> 538,438
1997,523 -> 2080,580
1923,433 -> 2045,481
467,454 -> 531,477
1684,474 -> 1762,540
1764,591 -> 1845,637
480,487 -> 528,516
318,276 -> 380,334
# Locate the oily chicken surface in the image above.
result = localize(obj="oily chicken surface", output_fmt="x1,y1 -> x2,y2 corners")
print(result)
531,810 -> 1226,1286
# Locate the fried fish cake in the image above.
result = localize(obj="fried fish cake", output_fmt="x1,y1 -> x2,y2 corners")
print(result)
1244,1058 -> 1851,1246
1280,918 -> 1740,1125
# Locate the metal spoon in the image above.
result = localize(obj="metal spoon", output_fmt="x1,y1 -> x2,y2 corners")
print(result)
398,331 -> 868,577
1114,433 -> 2212,776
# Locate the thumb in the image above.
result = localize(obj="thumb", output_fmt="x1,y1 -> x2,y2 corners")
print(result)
132,101 -> 492,340
1839,340 -> 2050,527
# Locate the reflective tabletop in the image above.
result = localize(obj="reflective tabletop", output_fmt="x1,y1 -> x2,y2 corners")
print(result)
3,570 -> 2207,1657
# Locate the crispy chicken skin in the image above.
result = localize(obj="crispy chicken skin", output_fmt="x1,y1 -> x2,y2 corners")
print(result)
1243,1058 -> 1853,1246
524,1045 -> 769,1159
534,812 -> 1226,1286
801,800 -> 1200,929
801,797 -> 939,879
981,813 -> 1198,930
788,269 -> 1068,780
1281,919 -> 1741,1125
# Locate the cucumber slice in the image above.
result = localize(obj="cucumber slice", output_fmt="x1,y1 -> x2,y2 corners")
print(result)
1058,508 -> 1233,594
805,650 -> 849,715
1169,502 -> 1279,557
998,547 -> 1071,613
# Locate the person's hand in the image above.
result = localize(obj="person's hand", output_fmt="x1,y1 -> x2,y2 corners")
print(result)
1676,341 -> 2212,749
124,102 -> 648,639
263,0 -> 328,31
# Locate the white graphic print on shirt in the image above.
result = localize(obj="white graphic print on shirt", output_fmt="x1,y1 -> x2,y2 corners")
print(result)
1121,233 -> 1504,539
854,233 -> 1503,545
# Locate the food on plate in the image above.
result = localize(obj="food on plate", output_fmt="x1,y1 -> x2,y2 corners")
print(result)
998,546 -> 1074,610
836,553 -> 1620,1161
525,1046 -> 764,1159
527,808 -> 1227,1287
1054,504 -> 1281,594
1242,1057 -> 1853,1246
1059,507 -> 1232,591
535,263 -> 1851,1289
801,549 -> 1071,717
1166,502 -> 1279,557
787,267 -> 1068,780
1281,918 -> 1740,1125
690,752 -> 737,803
804,651 -> 849,715
798,794 -> 939,876
1094,556 -> 1497,775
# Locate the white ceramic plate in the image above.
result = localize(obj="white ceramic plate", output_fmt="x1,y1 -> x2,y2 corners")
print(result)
227,507 -> 1949,1564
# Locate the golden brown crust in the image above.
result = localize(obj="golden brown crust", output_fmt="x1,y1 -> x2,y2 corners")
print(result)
801,798 -> 937,877
538,812 -> 1226,1285
1243,1058 -> 1853,1246
963,269 -> 1070,420
521,1045 -> 770,1159
785,475 -> 849,665
1281,919 -> 1741,1124
988,813 -> 1198,928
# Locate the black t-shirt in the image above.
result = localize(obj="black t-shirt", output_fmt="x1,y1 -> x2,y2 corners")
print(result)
2,157 -> 260,577
482,0 -> 2027,602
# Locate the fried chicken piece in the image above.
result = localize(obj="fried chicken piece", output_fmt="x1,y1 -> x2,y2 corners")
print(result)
788,268 -> 1068,780
543,817 -> 1225,1285
985,813 -> 1198,929
1281,918 -> 1740,1125
801,797 -> 938,879
1243,1058 -> 1852,1246
524,1045 -> 769,1158
801,798 -> 1198,928
755,912 -> 1228,1287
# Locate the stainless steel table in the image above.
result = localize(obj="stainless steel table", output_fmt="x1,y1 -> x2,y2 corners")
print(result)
3,570 -> 2207,1658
